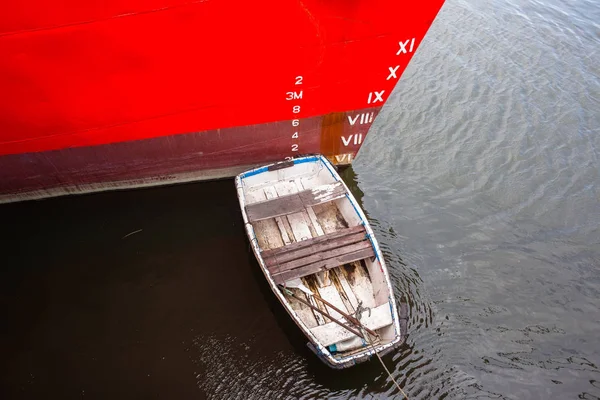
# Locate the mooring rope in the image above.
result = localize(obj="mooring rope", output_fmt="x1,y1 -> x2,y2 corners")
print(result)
282,274 -> 409,398
339,281 -> 408,398
361,327 -> 409,399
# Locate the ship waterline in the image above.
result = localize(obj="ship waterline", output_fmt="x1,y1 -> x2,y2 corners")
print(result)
0,109 -> 378,203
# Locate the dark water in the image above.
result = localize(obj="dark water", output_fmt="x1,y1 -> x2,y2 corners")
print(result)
2,0 -> 600,398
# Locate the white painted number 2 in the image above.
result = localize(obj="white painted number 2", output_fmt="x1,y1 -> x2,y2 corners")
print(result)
292,144 -> 298,151
295,76 -> 303,85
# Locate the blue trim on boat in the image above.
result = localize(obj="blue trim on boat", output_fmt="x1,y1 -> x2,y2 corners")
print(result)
293,156 -> 319,165
344,193 -> 381,261
240,155 -> 323,179
345,193 -> 362,220
366,233 -> 380,261
240,166 -> 268,178
320,156 -> 338,178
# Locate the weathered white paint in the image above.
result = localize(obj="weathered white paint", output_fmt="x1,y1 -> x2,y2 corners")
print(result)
263,187 -> 292,245
309,302 -> 393,347
235,155 -> 401,369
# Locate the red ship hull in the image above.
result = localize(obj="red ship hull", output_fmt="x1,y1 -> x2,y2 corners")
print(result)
0,0 -> 445,202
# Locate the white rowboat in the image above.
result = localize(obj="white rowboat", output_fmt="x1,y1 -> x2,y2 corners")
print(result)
235,155 -> 402,368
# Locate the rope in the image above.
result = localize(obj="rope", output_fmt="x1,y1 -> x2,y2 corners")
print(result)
355,300 -> 371,321
332,270 -> 408,398
361,327 -> 409,399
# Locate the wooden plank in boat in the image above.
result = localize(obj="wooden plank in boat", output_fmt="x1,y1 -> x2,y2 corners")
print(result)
265,232 -> 368,267
331,269 -> 360,310
263,187 -> 292,245
261,225 -> 365,259
274,181 -> 313,243
270,241 -> 373,274
339,261 -> 377,309
244,187 -> 284,250
294,178 -> 325,237
285,287 -> 320,328
316,284 -> 348,320
294,178 -> 328,287
245,181 -> 345,222
272,246 -> 375,284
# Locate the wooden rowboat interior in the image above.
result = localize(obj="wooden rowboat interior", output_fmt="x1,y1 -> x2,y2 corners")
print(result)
238,159 -> 398,359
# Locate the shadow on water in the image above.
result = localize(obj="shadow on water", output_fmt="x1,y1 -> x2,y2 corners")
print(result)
339,165 -> 366,211
0,179 -> 260,399
0,171 -> 496,399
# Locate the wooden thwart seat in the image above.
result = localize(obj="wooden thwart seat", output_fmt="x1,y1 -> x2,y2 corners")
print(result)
245,181 -> 345,222
261,225 -> 375,284
261,225 -> 366,259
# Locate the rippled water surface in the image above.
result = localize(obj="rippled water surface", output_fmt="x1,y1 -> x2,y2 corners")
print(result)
1,0 -> 599,399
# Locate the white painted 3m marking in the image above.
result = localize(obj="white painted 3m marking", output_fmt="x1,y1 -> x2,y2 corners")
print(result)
341,134 -> 363,146
387,65 -> 400,80
285,91 -> 303,100
396,38 -> 415,55
367,91 -> 385,104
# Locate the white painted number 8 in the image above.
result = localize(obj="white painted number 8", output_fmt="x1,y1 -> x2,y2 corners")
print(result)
293,105 -> 300,114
